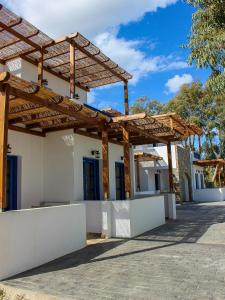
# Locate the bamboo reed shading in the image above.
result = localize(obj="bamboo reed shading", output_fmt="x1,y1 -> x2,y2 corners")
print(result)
0,4 -> 132,91
152,113 -> 203,137
193,159 -> 225,167
134,152 -> 163,161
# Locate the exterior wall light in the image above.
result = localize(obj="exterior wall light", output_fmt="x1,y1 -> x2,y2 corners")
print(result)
91,150 -> 100,159
42,79 -> 48,87
7,144 -> 12,154
121,156 -> 124,161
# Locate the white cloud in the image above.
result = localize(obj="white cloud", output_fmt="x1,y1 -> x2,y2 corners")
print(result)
165,74 -> 193,93
5,0 -> 178,38
94,32 -> 188,84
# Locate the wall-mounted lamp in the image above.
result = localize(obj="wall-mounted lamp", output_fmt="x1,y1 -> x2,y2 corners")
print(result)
7,144 -> 12,154
91,150 -> 100,159
75,93 -> 80,100
121,156 -> 124,161
42,79 -> 48,87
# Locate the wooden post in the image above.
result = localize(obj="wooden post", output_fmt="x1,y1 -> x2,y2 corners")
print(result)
198,135 -> 202,154
167,142 -> 173,192
123,125 -> 131,199
188,134 -> 192,150
136,157 -> 140,192
0,84 -> 10,210
38,49 -> 44,85
102,127 -> 110,200
70,42 -> 76,99
124,81 -> 129,115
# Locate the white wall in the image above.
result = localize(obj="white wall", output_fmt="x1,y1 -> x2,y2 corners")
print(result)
43,130 -> 75,203
193,188 -> 225,202
85,197 -> 165,238
5,58 -> 87,103
8,130 -> 44,209
85,201 -> 102,233
0,204 -> 86,280
7,129 -> 125,208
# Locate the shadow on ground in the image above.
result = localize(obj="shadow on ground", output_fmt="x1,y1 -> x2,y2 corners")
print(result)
5,202 -> 225,281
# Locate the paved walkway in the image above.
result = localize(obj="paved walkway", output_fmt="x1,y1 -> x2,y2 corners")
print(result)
2,202 -> 225,300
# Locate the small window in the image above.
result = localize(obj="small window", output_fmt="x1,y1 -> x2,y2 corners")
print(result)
195,173 -> 199,190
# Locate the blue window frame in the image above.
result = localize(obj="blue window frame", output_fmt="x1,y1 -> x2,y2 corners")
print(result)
7,155 -> 18,210
83,157 -> 100,200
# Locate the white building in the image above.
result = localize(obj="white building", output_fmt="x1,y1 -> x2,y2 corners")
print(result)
0,5 -> 182,280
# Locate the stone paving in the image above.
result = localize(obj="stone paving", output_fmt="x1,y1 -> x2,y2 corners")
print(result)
2,202 -> 225,300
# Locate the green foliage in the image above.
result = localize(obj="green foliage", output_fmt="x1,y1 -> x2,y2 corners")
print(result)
131,82 -> 225,159
130,97 -> 164,115
185,0 -> 225,95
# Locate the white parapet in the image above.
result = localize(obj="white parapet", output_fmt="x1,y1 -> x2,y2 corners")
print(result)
193,188 -> 225,202
0,204 -> 86,280
164,193 -> 177,220
85,196 -> 165,238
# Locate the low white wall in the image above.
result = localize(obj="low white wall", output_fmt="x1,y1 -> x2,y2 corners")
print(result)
0,204 -> 86,280
193,188 -> 225,202
85,197 -> 165,238
85,201 -> 102,233
129,196 -> 165,237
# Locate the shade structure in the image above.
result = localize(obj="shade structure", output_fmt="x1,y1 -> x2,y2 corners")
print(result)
0,4 -> 132,91
152,113 -> 203,137
193,159 -> 225,167
134,152 -> 163,161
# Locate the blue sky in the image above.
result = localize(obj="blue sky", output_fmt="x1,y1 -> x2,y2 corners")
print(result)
3,0 -> 210,113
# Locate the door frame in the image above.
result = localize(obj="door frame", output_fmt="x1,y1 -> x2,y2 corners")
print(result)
7,155 -> 18,210
83,157 -> 100,200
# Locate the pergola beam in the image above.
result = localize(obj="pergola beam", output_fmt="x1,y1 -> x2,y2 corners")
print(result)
0,21 -> 44,52
9,86 -> 97,124
0,84 -> 10,210
102,127 -> 110,200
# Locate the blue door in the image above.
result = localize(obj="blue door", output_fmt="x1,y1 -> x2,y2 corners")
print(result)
7,155 -> 18,210
83,157 -> 100,200
115,162 -> 125,200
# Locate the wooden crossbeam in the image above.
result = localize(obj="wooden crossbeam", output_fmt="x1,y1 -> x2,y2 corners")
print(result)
0,17 -> 22,33
69,38 -> 126,82
9,112 -> 63,125
112,113 -> 146,123
20,56 -> 89,92
0,30 -> 39,50
9,86 -> 97,124
8,124 -> 46,137
0,21 -> 44,52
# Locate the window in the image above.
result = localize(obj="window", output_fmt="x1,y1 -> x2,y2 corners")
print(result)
195,173 -> 199,190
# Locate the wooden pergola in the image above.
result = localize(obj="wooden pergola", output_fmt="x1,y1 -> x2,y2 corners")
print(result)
153,113 -> 204,151
134,152 -> 163,191
0,4 -> 132,112
194,159 -> 225,187
0,5 -> 204,208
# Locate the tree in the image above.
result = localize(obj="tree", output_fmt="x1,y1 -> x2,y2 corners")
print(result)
131,82 -> 225,159
185,0 -> 225,95
130,97 -> 164,115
